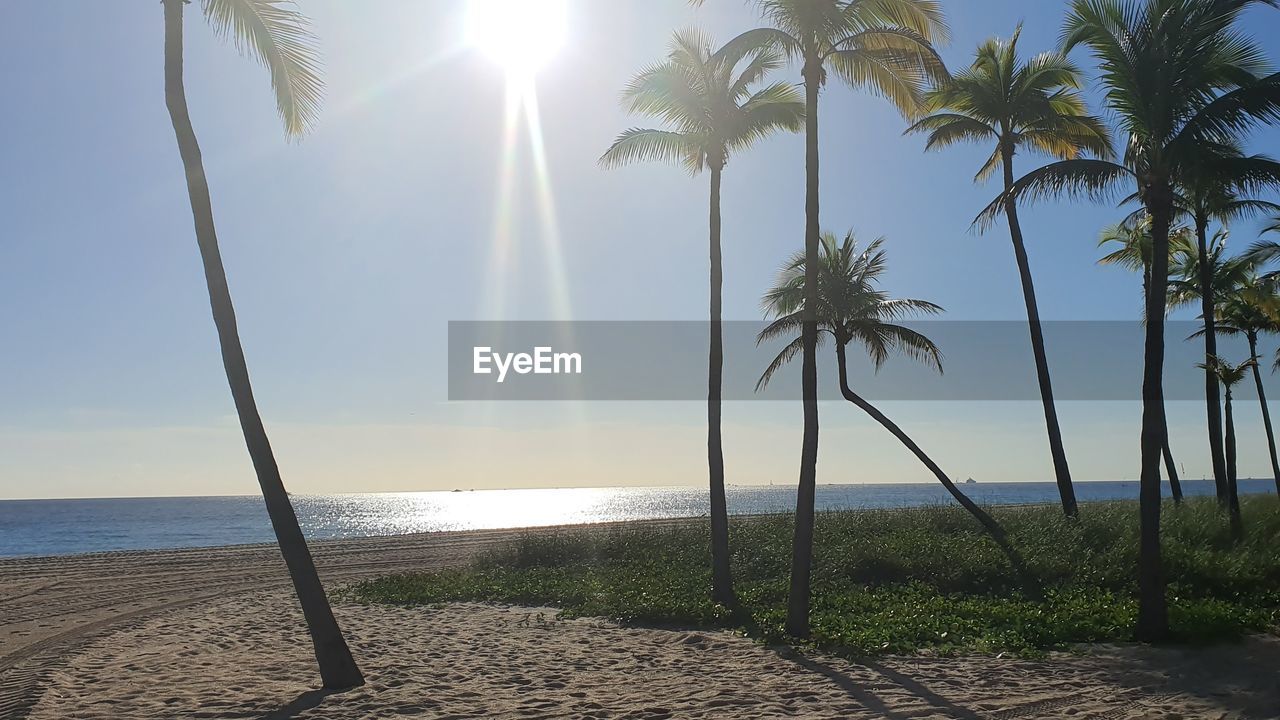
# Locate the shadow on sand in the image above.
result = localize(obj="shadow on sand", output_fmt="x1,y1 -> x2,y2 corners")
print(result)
780,650 -> 981,720
259,687 -> 352,720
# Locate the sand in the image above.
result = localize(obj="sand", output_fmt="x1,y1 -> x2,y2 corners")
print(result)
3,523 -> 1278,719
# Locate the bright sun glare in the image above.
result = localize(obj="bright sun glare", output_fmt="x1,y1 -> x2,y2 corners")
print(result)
466,0 -> 568,79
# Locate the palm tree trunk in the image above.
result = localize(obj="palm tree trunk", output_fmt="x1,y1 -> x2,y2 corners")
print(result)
1247,332 -> 1280,495
1001,149 -> 1076,516
835,344 -> 1036,590
1135,196 -> 1171,642
1224,389 -> 1243,541
1162,429 -> 1182,504
707,161 -> 734,605
1196,216 -> 1229,505
1143,268 -> 1182,503
162,0 -> 363,690
786,53 -> 822,639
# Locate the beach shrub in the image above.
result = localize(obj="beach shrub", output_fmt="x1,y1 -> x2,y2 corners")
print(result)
348,495 -> 1280,655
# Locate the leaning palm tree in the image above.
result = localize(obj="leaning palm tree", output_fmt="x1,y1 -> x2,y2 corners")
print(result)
1175,151 -> 1280,504
161,0 -> 361,688
600,28 -> 803,605
983,0 -> 1280,642
1197,355 -> 1253,540
1208,275 -> 1280,496
907,26 -> 1112,517
1097,216 -> 1196,501
712,0 -> 949,638
756,232 -> 1033,583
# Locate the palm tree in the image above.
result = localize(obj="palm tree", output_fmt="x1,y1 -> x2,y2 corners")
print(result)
984,0 -> 1280,643
1097,216 -> 1195,501
1171,230 -> 1280,502
1198,355 -> 1253,540
757,232 -> 1033,581
907,27 -> 1111,518
1176,152 -> 1280,504
1212,275 -> 1280,496
716,0 -> 948,638
600,28 -> 803,605
161,0 -> 361,688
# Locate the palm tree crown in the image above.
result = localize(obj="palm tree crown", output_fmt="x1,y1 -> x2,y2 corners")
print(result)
1097,216 -> 1195,275
721,0 -> 949,115
1199,355 -> 1256,392
1177,147 -> 1280,233
908,24 -> 1111,183
1168,230 -> 1261,309
757,231 -> 943,389
600,28 -> 804,172
1216,273 -> 1280,339
987,0 -> 1280,221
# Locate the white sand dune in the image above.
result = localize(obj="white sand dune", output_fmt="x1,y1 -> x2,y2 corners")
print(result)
3,524 -> 1278,719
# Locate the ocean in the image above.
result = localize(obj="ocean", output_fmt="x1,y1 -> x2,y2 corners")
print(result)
1,479 -> 1273,558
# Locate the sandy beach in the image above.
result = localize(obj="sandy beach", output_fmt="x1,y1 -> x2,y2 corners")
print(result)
3,523 -> 1278,720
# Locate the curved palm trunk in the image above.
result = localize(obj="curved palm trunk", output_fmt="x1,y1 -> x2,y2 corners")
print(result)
1223,389 -> 1243,541
835,344 -> 1036,589
707,162 -> 734,605
1247,332 -> 1280,495
1195,217 -> 1229,505
1135,198 -> 1172,642
1001,150 -> 1076,517
786,54 -> 822,639
163,0 -> 363,690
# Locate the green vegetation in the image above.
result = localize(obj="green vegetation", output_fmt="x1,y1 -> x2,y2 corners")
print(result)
350,497 -> 1280,656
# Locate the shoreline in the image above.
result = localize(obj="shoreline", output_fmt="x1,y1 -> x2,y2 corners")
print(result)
4,509 -> 1279,718
6,482 -> 1275,561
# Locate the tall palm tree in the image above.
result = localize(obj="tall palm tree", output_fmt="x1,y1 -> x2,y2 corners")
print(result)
1198,355 -> 1253,540
715,0 -> 948,638
1171,229 -> 1276,498
1176,153 -> 1280,504
756,232 -> 1032,581
986,0 -> 1280,641
984,0 -> 1280,642
161,0 -> 362,688
907,27 -> 1112,517
600,28 -> 803,605
1097,216 -> 1195,501
1210,275 -> 1280,495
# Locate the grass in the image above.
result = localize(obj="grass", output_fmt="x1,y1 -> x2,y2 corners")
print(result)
348,496 -> 1280,656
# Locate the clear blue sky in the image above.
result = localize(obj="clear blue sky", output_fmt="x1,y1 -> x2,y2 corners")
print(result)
3,1 -> 1280,499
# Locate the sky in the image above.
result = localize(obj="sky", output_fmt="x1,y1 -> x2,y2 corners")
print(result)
2,1 -> 1280,499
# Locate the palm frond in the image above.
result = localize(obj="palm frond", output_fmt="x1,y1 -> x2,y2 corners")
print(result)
201,0 -> 323,137
829,27 -> 948,117
974,158 -> 1131,230
599,128 -> 703,172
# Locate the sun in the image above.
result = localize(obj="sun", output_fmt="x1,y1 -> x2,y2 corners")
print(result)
466,0 -> 568,79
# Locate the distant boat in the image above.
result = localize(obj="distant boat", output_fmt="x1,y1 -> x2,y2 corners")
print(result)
965,477 -> 976,485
